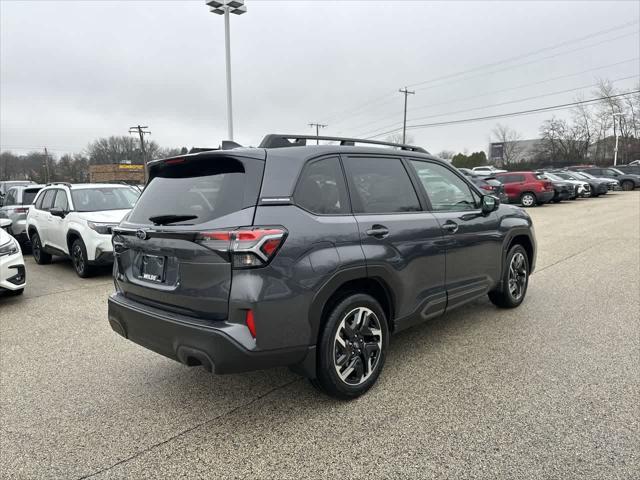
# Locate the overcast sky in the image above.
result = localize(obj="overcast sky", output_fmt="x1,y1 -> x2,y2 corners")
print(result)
1,0 -> 639,158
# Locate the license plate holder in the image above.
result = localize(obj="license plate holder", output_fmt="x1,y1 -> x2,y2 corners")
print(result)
140,254 -> 166,283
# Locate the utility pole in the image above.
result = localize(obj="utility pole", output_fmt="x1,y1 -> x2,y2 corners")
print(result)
308,123 -> 327,144
43,147 -> 50,183
129,125 -> 151,182
399,87 -> 415,144
612,112 -> 623,166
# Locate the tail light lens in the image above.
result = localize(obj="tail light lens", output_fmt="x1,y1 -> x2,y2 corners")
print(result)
11,207 -> 28,214
196,227 -> 287,268
481,185 -> 495,192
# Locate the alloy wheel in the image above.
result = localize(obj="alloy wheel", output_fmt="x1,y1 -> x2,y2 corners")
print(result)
521,194 -> 535,207
508,252 -> 527,300
333,307 -> 383,386
32,236 -> 41,261
72,244 -> 85,274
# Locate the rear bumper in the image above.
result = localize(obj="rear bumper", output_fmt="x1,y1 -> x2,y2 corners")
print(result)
107,293 -> 309,374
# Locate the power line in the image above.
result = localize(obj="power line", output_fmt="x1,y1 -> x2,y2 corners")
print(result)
334,29 -> 639,132
364,90 -> 640,139
326,20 -> 638,127
358,74 -> 638,138
406,20 -> 639,89
347,58 -> 640,137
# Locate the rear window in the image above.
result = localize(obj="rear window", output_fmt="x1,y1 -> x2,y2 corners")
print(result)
127,157 -> 262,225
22,188 -> 41,205
71,187 -> 139,212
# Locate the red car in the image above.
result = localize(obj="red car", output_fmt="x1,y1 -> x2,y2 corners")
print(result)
494,171 -> 555,207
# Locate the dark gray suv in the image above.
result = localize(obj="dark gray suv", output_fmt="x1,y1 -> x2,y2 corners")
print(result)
108,134 -> 536,399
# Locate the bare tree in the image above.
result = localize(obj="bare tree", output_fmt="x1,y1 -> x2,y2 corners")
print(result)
436,150 -> 455,160
492,124 -> 524,166
385,133 -> 415,146
537,117 -> 585,166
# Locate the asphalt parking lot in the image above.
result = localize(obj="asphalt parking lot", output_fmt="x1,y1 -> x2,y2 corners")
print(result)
1,192 -> 638,480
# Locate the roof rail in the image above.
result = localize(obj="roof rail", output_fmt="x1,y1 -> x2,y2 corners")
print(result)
258,134 -> 429,153
46,182 -> 72,187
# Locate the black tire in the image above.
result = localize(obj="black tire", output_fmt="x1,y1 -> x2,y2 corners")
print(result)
520,192 -> 537,208
311,293 -> 389,399
621,180 -> 634,191
488,244 -> 530,309
71,238 -> 94,278
31,232 -> 52,265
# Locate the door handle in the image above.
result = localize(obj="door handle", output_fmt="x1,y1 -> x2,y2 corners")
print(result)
442,221 -> 458,234
366,225 -> 389,238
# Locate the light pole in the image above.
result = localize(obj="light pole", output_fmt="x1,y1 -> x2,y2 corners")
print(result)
612,112 -> 623,166
206,0 -> 247,141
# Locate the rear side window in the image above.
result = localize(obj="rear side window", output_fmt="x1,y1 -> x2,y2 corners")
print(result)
534,173 -> 546,180
294,157 -> 349,214
4,189 -> 17,206
128,157 -> 262,225
344,156 -> 420,214
22,188 -> 41,205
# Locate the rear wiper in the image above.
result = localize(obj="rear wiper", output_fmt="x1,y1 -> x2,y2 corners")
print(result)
148,214 -> 198,225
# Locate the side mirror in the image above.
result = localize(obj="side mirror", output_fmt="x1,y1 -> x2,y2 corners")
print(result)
0,218 -> 12,229
50,207 -> 66,218
481,195 -> 499,214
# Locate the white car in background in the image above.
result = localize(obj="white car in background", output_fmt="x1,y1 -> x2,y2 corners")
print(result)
0,218 -> 26,296
472,165 -> 508,176
26,183 -> 140,277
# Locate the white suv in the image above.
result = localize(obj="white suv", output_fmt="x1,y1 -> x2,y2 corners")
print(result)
26,183 -> 140,277
472,166 -> 507,176
0,218 -> 26,296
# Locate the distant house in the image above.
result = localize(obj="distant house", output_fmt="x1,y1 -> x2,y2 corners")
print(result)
586,136 -> 640,164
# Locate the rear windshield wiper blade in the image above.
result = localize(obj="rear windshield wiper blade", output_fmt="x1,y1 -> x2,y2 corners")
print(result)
148,214 -> 198,225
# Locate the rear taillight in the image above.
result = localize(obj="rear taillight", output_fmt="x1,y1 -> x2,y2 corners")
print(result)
196,227 -> 287,268
481,185 -> 495,192
12,207 -> 28,214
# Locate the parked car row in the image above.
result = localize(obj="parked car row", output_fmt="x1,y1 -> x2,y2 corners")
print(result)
456,164 -> 639,207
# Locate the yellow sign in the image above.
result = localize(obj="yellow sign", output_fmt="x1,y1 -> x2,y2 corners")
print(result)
118,164 -> 144,171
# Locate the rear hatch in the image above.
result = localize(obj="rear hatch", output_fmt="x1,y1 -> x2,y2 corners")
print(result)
113,150 -> 265,320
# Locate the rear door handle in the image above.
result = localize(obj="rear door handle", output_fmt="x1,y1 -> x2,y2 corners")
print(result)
442,221 -> 458,234
366,225 -> 389,238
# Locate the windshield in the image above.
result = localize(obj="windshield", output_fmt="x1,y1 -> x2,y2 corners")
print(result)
544,173 -> 563,181
71,187 -> 139,212
554,172 -> 574,181
609,168 -> 624,175
576,172 -> 595,179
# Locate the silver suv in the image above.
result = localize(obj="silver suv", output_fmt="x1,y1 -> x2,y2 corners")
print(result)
0,184 -> 44,246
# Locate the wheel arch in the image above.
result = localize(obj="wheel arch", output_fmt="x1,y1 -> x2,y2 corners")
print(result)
308,268 -> 396,346
66,229 -> 83,255
504,231 -> 535,274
